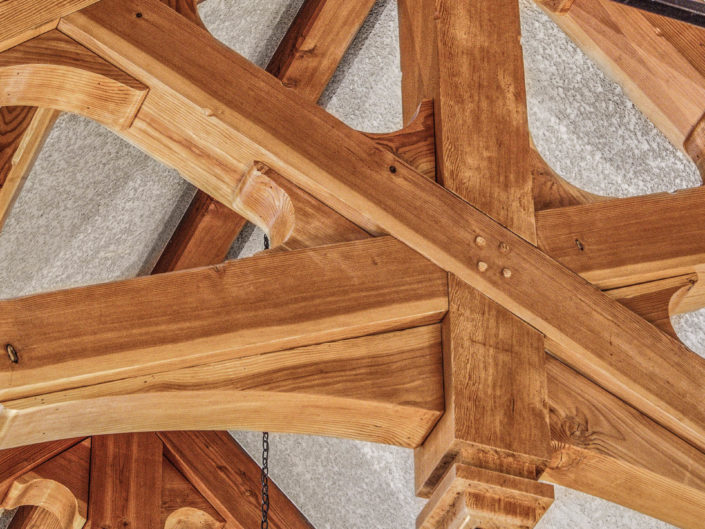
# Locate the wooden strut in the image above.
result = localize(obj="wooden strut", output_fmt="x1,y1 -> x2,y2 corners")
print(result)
1,0 -> 705,528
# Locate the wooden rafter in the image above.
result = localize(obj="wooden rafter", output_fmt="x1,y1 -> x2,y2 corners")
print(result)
1,0 -> 705,527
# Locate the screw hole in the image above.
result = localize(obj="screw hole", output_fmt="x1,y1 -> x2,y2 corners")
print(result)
389,165 -> 397,174
136,12 -> 143,18
575,238 -> 585,251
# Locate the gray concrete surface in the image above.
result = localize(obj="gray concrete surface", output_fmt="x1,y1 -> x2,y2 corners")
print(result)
1,0 -> 702,527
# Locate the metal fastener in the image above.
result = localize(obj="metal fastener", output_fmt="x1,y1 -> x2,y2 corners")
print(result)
6,344 -> 18,364
502,268 -> 512,278
478,261 -> 488,272
475,236 -> 486,248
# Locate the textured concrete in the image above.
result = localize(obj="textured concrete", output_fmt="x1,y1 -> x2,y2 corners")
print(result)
0,0 -> 703,527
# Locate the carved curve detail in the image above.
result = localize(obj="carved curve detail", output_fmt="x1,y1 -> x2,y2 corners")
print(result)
0,475 -> 85,529
164,507 -> 224,529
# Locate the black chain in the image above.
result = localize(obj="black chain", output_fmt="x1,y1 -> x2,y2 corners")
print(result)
261,431 -> 270,529
261,232 -> 270,529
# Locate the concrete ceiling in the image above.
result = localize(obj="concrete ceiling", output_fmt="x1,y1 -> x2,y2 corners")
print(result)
1,1 -> 703,528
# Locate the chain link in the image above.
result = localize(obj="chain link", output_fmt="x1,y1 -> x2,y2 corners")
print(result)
261,431 -> 270,529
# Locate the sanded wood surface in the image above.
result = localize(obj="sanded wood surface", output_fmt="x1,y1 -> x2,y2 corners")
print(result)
545,356 -> 705,529
537,186 -> 705,288
0,0 -> 100,53
161,431 -> 314,529
0,325 -> 443,448
0,30 -> 147,129
415,278 -> 551,497
0,237 -> 447,402
89,434 -> 162,529
538,0 -> 705,165
54,0 -> 705,453
9,506 -> 63,529
417,464 -> 554,529
0,107 -> 59,231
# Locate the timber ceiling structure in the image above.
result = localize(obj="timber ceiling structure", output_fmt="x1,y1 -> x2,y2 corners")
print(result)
1,0 -> 705,528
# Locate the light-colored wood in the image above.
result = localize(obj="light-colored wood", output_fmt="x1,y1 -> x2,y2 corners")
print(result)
158,0 -> 378,268
52,0 -> 705,454
434,0 -> 536,242
0,107 -> 59,231
0,0 -> 101,52
9,506 -> 64,529
161,457 -> 224,529
0,325 -> 443,449
417,464 -> 554,529
537,0 -> 576,13
0,30 -> 147,130
0,236 -> 447,402
545,355 -> 705,529
89,434 -> 162,529
415,278 -> 551,497
268,0 -> 377,102
537,186 -> 705,289
160,431 -> 314,529
537,0 -> 705,170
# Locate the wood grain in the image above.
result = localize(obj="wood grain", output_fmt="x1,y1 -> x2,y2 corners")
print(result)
0,107 -> 59,231
0,237 -> 447,402
0,30 -> 147,130
537,186 -> 705,288
0,325 -> 443,449
538,0 -> 705,168
89,433 -> 162,529
415,278 -> 551,497
160,431 -> 314,529
545,355 -> 705,529
161,457 -> 224,529
58,0 -> 705,452
417,464 -> 554,529
9,506 -> 63,529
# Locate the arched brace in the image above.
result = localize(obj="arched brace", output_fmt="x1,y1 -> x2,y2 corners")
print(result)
0,476 -> 84,529
0,30 -> 147,130
685,113 -> 705,183
160,0 -> 206,29
164,507 -> 223,529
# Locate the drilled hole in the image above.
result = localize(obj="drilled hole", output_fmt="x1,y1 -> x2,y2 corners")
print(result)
389,165 -> 397,174
575,238 -> 585,251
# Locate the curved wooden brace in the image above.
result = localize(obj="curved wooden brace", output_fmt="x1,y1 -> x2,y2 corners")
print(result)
0,325 -> 443,449
0,30 -> 147,129
685,114 -> 705,180
0,476 -> 84,529
232,162 -> 295,247
164,507 -> 223,529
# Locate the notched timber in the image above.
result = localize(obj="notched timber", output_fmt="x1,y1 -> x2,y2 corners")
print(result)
0,30 -> 147,129
0,325 -> 444,449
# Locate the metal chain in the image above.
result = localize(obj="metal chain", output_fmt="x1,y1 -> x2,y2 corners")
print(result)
261,232 -> 270,529
261,431 -> 270,529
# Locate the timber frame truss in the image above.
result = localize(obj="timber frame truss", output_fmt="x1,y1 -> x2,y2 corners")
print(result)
1,0 -> 705,527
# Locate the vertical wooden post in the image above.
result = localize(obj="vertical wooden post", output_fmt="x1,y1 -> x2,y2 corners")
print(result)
89,433 -> 163,529
399,0 -> 554,526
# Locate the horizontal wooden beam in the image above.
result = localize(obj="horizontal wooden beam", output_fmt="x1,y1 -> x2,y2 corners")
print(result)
537,187 -> 705,289
0,325 -> 444,448
0,236 -> 446,402
545,356 -> 705,529
56,0 -> 705,453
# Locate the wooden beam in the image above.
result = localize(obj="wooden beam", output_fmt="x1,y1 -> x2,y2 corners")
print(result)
160,431 -> 313,529
1,439 -> 90,529
9,506 -> 64,529
0,30 -> 147,130
56,0 -> 705,452
0,438 -> 84,498
0,325 -> 443,449
161,456 -> 225,529
0,0 -> 101,53
545,355 -> 705,529
89,433 -> 162,529
0,236 -> 446,402
156,0 -> 378,269
535,0 -> 705,175
0,107 -> 59,231
537,186 -> 705,289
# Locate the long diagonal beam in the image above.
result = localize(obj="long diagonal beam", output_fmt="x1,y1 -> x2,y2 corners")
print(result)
36,0 -> 705,452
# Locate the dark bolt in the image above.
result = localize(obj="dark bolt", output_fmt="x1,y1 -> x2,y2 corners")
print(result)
6,344 -> 18,364
389,165 -> 397,174
136,12 -> 143,18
